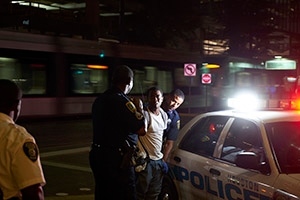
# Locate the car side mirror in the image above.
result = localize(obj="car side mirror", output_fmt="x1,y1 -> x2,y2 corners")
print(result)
235,151 -> 260,170
236,151 -> 271,174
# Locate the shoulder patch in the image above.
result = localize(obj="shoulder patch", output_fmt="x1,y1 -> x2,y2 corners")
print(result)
23,142 -> 38,162
177,120 -> 180,130
126,101 -> 136,113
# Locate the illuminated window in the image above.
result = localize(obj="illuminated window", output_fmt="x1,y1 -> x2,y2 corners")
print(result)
0,57 -> 46,94
71,64 -> 108,94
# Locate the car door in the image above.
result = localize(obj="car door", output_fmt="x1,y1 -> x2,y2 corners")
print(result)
209,117 -> 276,200
169,115 -> 230,200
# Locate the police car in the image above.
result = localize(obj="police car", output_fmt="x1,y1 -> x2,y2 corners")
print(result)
160,94 -> 300,200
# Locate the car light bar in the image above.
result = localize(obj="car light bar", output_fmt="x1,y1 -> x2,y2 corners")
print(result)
280,99 -> 300,110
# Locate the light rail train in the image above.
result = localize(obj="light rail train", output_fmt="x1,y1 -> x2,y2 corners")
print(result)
0,30 -> 202,118
0,30 -> 297,118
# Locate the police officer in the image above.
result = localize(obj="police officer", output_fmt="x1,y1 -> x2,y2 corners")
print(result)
0,79 -> 46,200
89,65 -> 146,200
162,89 -> 185,162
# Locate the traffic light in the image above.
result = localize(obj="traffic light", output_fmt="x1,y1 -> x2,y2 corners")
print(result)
99,50 -> 105,58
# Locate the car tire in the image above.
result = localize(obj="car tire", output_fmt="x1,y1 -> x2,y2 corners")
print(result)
158,174 -> 179,200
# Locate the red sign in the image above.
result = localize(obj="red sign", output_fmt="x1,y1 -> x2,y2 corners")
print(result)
202,73 -> 211,84
184,64 -> 196,76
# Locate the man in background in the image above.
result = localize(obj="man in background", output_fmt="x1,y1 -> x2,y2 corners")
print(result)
0,79 -> 46,200
162,89 -> 185,162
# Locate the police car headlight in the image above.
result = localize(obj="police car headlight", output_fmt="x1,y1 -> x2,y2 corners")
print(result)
228,92 -> 265,111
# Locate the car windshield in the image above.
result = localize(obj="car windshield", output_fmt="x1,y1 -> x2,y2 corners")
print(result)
265,121 -> 300,174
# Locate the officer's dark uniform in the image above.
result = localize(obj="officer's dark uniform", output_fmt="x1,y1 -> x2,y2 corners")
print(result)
89,86 -> 144,200
163,109 -> 180,141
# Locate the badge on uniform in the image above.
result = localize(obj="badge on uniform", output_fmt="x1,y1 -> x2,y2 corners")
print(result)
23,142 -> 38,162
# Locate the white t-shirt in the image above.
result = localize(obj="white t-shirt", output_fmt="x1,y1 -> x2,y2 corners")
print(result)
0,113 -> 46,199
138,108 -> 168,160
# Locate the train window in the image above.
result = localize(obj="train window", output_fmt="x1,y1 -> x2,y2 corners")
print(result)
236,72 -> 252,87
0,57 -> 46,95
131,66 -> 173,94
70,62 -> 174,95
71,64 -> 109,94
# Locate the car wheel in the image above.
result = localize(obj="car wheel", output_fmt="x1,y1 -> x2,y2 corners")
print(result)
158,174 -> 178,200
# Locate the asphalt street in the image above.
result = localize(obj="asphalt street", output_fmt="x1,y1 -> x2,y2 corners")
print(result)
19,117 -> 94,200
18,113 -> 196,200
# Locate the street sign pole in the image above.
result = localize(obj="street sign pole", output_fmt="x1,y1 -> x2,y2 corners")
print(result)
205,85 -> 208,112
202,73 -> 212,112
184,63 -> 196,114
189,77 -> 192,114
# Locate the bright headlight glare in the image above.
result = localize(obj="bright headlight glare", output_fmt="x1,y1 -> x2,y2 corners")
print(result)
228,93 -> 260,110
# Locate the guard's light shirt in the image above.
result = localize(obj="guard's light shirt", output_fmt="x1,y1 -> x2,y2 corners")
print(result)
0,113 -> 46,199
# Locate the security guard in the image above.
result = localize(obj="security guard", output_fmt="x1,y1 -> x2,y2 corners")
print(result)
0,79 -> 45,200
89,65 -> 146,200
